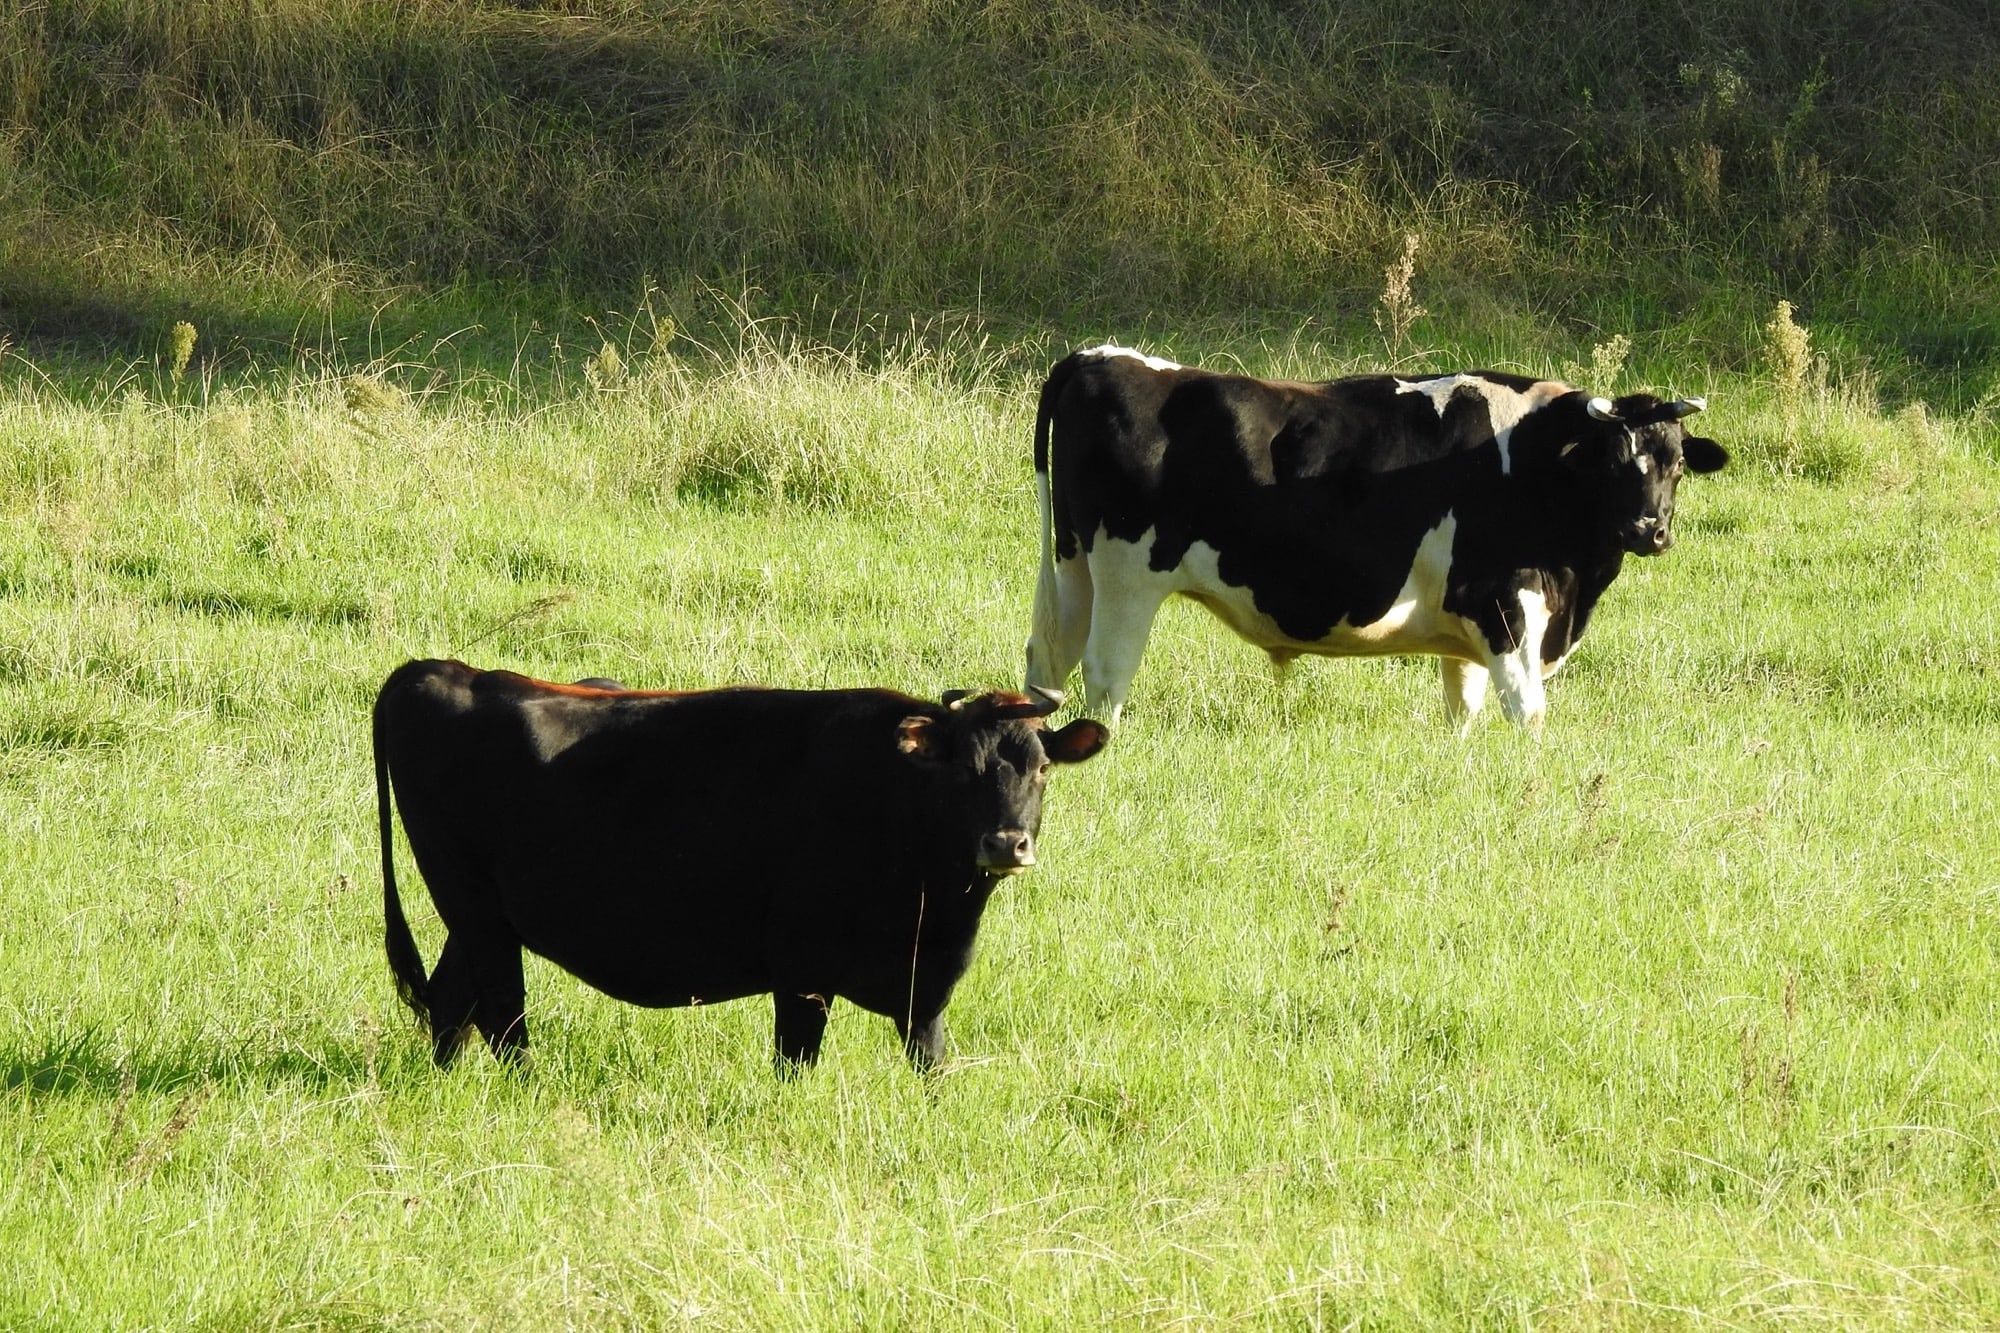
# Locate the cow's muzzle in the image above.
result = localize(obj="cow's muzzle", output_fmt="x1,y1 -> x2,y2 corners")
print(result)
977,829 -> 1037,875
1626,519 -> 1673,555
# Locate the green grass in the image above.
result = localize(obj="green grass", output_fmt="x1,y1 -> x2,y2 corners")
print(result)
3,326 -> 1999,1326
4,0 -> 2000,1319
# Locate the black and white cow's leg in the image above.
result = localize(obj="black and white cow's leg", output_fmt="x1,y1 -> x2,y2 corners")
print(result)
772,990 -> 830,1075
1079,540 -> 1174,728
1441,657 -> 1490,733
1479,585 -> 1553,733
1026,552 -> 1094,696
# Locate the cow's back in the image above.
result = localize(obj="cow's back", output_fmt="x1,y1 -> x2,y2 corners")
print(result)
1046,359 -> 1502,557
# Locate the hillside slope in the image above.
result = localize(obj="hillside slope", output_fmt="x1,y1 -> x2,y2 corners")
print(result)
3,0 -> 1996,399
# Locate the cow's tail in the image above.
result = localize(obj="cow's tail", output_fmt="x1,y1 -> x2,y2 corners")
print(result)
1026,354 -> 1082,693
374,692 -> 430,1026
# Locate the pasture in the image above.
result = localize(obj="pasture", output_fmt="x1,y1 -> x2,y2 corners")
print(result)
3,321 -> 1998,1327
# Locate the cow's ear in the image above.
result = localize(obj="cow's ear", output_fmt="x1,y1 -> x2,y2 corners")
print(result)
896,715 -> 948,764
1042,718 -> 1109,765
1683,435 -> 1728,473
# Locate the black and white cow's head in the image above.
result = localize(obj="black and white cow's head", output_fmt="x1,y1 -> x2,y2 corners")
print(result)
896,687 -> 1109,875
1561,392 -> 1728,555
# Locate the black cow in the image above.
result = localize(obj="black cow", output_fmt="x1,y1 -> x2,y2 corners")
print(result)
1024,345 -> 1728,731
373,661 -> 1108,1072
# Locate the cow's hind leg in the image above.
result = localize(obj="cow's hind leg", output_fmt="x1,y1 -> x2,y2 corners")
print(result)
1079,539 -> 1174,728
423,935 -> 480,1067
1026,553 -> 1094,696
468,934 -> 530,1066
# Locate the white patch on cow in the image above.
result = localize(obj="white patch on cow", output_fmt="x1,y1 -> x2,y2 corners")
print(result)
1442,657 -> 1489,734
1486,587 -> 1551,735
1076,529 -> 1181,728
1634,453 -> 1653,475
1078,343 -> 1182,372
1395,374 -> 1475,417
1394,375 -> 1571,476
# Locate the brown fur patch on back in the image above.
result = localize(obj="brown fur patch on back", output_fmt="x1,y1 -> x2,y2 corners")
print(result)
514,675 -> 696,700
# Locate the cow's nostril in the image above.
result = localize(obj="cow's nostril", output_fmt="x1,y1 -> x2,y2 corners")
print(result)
1652,528 -> 1672,550
979,829 -> 1035,869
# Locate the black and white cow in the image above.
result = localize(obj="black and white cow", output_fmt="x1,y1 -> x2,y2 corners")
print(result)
374,662 -> 1108,1073
1024,345 -> 1727,731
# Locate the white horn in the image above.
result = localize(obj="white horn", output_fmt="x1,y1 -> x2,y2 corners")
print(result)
1669,396 -> 1707,418
1586,396 -> 1619,421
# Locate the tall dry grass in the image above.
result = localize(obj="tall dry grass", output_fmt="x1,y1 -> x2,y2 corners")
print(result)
4,0 -> 1996,406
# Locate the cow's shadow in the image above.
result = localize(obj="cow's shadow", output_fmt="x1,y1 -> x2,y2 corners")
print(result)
0,1024 -> 413,1099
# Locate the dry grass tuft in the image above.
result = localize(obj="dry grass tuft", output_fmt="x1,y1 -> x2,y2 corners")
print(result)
1374,233 -> 1427,366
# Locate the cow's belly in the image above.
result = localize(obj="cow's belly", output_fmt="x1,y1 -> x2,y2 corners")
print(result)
537,938 -> 771,1010
498,864 -> 774,1007
1172,518 -> 1477,660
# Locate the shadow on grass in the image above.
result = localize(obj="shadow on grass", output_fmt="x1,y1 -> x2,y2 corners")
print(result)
157,585 -> 371,628
0,1024 -> 418,1098
0,258 -> 325,373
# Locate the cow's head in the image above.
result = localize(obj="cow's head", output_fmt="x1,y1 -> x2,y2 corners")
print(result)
1560,392 -> 1728,555
896,687 -> 1109,875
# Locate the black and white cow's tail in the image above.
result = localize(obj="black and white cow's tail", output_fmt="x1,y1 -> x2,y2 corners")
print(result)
1027,354 -> 1086,693
373,698 -> 431,1026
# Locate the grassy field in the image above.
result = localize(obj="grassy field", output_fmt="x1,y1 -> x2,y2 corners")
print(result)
2,316 -> 1998,1326
5,0 -> 2000,1325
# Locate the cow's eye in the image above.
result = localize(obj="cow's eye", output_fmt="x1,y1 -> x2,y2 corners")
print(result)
1037,761 -> 1051,778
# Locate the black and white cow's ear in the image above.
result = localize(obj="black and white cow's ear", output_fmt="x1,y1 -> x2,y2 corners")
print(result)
1682,435 -> 1729,473
1041,718 -> 1110,765
896,715 -> 949,763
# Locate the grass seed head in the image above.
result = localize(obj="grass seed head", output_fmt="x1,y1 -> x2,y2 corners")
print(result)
168,320 -> 197,384
1374,232 -> 1427,365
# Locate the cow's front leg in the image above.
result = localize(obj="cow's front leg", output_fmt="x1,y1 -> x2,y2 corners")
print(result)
896,1010 -> 947,1073
1441,657 -> 1489,734
772,990 -> 831,1076
1480,585 -> 1552,734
